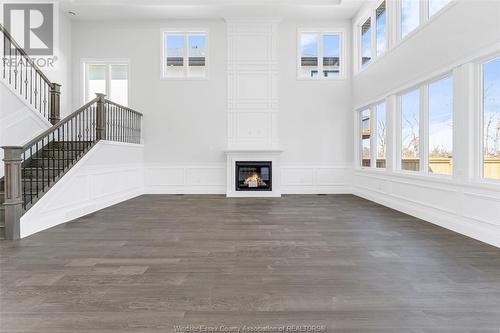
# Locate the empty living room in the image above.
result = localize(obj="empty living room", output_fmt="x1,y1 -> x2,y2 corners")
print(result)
1,0 -> 500,331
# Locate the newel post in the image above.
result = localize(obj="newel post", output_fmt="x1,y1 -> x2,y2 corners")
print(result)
2,146 -> 24,240
95,93 -> 107,140
49,83 -> 61,125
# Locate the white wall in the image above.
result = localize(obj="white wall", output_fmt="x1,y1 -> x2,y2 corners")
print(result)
20,141 -> 144,238
351,0 -> 500,248
71,18 -> 353,194
0,8 -> 73,178
72,19 -> 227,163
0,83 -> 52,178
279,19 -> 353,193
52,9 -> 73,116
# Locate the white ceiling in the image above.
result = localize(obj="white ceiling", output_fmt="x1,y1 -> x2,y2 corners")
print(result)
59,0 -> 367,21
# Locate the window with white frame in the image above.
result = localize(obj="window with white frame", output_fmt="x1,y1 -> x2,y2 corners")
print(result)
162,30 -> 208,79
376,102 -> 387,168
298,31 -> 342,79
400,0 -> 420,39
361,109 -> 371,167
84,62 -> 129,106
359,102 -> 386,169
400,89 -> 420,171
360,18 -> 371,69
428,76 -> 453,175
397,75 -> 454,174
429,0 -> 451,17
482,57 -> 500,180
376,1 -> 387,57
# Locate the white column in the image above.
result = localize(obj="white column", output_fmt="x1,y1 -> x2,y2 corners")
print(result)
453,63 -> 478,182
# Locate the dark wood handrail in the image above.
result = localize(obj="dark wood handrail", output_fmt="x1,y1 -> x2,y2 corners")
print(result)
19,97 -> 101,151
105,99 -> 143,117
0,23 -> 54,88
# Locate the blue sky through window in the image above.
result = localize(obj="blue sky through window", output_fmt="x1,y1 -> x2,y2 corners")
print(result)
376,7 -> 386,56
401,89 -> 420,162
361,19 -> 371,67
429,77 -> 453,158
323,35 -> 339,57
377,103 -> 386,160
401,0 -> 419,38
189,35 -> 206,49
167,35 -> 183,49
301,34 -> 318,57
483,57 -> 500,158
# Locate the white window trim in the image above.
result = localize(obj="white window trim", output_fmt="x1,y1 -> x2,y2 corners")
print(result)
160,28 -> 209,80
354,0 -> 457,75
81,58 -> 131,106
359,15 -> 372,72
374,102 -> 388,169
477,54 -> 500,184
357,100 -> 387,170
353,45 -> 500,190
395,73 -> 454,178
297,28 -> 346,80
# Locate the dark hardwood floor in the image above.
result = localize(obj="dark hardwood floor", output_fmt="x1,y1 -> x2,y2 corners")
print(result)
1,195 -> 500,332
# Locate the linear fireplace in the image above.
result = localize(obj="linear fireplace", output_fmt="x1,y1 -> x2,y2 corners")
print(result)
235,161 -> 272,191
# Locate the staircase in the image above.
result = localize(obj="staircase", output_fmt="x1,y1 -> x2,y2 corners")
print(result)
0,25 -> 143,240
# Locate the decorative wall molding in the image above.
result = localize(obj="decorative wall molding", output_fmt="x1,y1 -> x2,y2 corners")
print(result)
145,164 -> 226,194
144,163 -> 350,195
20,141 -> 145,238
226,18 -> 281,150
0,78 -> 54,126
281,165 -> 351,194
353,171 -> 500,248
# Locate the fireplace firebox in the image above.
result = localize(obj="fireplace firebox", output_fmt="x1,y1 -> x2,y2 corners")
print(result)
235,161 -> 272,191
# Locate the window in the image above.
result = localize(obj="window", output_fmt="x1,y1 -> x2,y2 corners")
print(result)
376,1 -> 387,57
483,57 -> 500,180
400,0 -> 420,39
361,109 -> 371,167
429,0 -> 451,16
428,76 -> 453,175
299,31 -> 342,79
162,30 -> 207,79
401,89 -> 420,171
376,102 -> 386,168
361,18 -> 371,68
84,62 -> 129,106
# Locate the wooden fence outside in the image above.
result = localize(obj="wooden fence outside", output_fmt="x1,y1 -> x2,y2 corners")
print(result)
362,158 -> 500,179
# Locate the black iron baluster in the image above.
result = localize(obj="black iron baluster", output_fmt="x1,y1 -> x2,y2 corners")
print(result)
8,38 -> 12,84
14,49 -> 18,90
29,146 -> 33,205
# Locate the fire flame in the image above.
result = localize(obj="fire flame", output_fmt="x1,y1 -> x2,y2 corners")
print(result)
244,172 -> 266,187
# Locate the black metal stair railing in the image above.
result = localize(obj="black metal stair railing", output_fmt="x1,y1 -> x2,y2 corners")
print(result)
1,94 -> 143,240
0,23 -> 61,124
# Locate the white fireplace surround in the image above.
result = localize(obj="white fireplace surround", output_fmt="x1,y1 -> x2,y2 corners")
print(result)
225,149 -> 283,197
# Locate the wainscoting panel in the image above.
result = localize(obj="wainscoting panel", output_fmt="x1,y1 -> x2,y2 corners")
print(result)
353,170 -> 500,248
276,165 -> 350,194
20,141 -> 144,238
145,164 -> 350,195
145,164 -> 226,194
